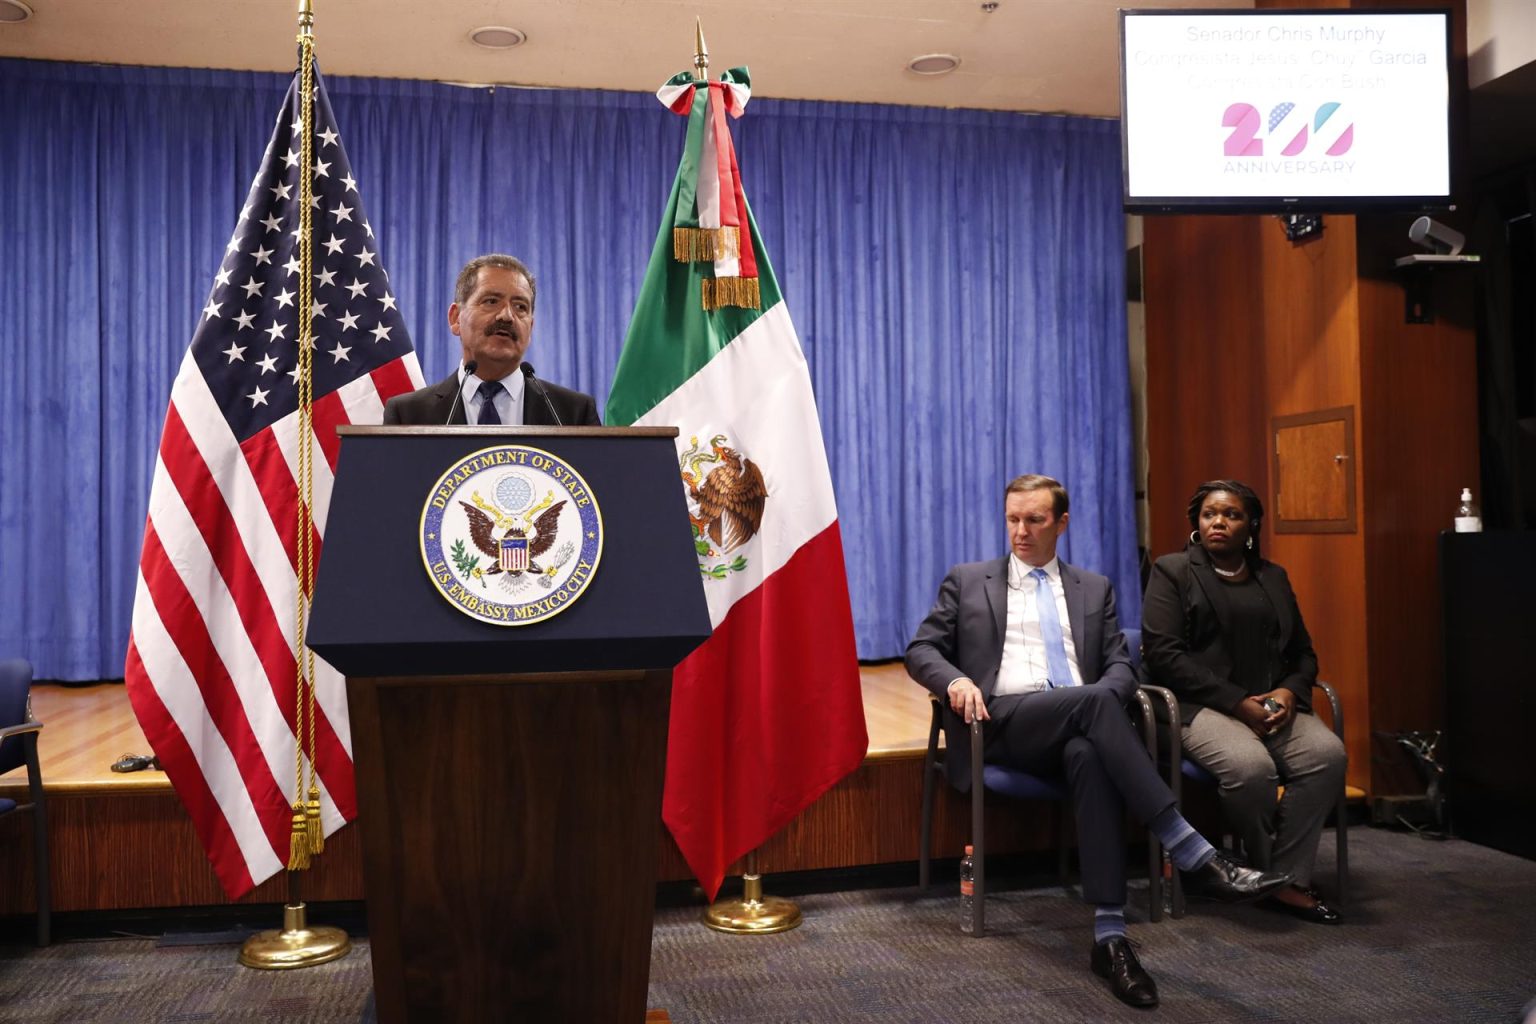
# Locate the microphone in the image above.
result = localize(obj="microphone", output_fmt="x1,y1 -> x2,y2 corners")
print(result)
445,360 -> 477,425
521,362 -> 563,427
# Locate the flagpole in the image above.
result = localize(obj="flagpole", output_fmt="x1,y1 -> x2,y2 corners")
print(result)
240,0 -> 351,969
686,21 -> 800,935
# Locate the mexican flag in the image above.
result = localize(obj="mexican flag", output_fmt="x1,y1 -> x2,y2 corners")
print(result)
606,67 -> 868,900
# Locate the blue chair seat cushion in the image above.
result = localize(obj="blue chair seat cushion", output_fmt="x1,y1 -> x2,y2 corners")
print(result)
1181,759 -> 1216,784
983,765 -> 1066,801
0,797 -> 16,815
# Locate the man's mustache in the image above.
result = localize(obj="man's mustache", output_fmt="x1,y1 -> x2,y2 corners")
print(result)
489,321 -> 518,337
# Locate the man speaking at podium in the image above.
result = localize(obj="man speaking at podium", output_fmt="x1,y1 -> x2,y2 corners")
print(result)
383,253 -> 601,427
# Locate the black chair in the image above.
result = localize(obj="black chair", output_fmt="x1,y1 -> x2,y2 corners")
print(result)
1139,679 -> 1349,918
917,631 -> 1164,936
0,658 -> 49,945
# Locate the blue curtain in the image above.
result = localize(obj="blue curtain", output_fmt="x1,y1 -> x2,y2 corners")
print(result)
0,57 -> 1135,679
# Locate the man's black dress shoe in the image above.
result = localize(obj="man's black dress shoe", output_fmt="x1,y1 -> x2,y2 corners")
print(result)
1269,894 -> 1342,925
1091,936 -> 1159,1009
1181,851 -> 1292,904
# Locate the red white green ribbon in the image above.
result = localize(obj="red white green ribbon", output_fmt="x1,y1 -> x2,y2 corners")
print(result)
655,67 -> 759,309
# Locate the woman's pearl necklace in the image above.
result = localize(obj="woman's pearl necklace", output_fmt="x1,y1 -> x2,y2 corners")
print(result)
1212,564 -> 1245,578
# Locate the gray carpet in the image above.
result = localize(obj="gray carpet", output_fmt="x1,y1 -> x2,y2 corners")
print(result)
3,828 -> 1534,1023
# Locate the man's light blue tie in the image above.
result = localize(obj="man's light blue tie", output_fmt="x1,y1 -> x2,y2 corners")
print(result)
476,380 -> 503,425
1030,567 -> 1075,688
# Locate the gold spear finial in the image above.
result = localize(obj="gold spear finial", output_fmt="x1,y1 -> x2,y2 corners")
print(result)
297,0 -> 314,39
693,17 -> 709,82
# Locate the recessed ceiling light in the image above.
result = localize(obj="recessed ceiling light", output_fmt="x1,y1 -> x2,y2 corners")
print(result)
0,0 -> 34,24
908,53 -> 960,76
469,26 -> 526,50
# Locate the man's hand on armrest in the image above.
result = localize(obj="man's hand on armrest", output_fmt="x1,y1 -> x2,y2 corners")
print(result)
947,678 -> 989,725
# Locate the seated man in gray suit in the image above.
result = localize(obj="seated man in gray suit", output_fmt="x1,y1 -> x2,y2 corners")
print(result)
383,253 -> 601,427
906,474 -> 1290,1009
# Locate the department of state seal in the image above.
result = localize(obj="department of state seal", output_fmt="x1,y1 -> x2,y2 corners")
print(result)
420,445 -> 603,626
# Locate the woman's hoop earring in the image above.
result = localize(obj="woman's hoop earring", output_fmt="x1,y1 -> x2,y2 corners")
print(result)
1245,536 -> 1254,550
1189,530 -> 1200,545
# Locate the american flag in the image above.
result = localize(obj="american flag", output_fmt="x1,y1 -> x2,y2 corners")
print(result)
123,65 -> 423,899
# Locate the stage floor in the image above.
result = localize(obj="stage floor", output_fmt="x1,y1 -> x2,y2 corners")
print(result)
0,662 -> 933,797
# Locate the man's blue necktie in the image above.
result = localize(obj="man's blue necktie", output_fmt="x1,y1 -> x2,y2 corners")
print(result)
476,380 -> 503,425
1030,567 -> 1075,688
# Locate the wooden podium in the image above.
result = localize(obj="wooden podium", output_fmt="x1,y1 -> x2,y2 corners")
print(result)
309,426 -> 710,1024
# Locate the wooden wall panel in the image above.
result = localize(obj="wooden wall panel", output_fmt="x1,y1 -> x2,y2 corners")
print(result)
1355,218 -> 1480,791
1351,0 -> 1478,792
0,792 -> 365,914
0,672 -> 1075,917
0,755 -> 1068,916
1254,216 -> 1361,416
1143,215 -> 1269,560
1267,528 -> 1372,795
1143,214 -> 1373,794
1144,198 -> 1477,797
1250,218 -> 1372,795
661,756 -> 1060,884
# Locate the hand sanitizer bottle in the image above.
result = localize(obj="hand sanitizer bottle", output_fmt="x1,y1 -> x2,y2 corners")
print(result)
1454,488 -> 1482,533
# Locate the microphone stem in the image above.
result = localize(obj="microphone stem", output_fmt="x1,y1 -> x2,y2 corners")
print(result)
445,361 -> 477,425
522,365 -> 563,426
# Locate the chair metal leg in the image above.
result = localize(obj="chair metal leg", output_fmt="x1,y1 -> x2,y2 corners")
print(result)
1335,787 -> 1349,907
1133,688 -> 1164,923
970,793 -> 986,937
1140,685 -> 1187,919
1315,680 -> 1349,908
970,718 -> 986,937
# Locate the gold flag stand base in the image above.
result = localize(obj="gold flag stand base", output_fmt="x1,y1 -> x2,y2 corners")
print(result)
702,850 -> 801,935
240,901 -> 351,970
240,869 -> 351,970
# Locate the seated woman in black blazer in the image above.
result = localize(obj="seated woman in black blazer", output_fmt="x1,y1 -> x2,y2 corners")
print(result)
1142,480 -> 1346,925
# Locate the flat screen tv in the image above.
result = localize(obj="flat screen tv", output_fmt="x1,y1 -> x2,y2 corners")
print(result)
1120,8 -> 1452,213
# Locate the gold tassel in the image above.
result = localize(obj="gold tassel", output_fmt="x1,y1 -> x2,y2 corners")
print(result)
700,276 -> 762,311
287,806 -> 312,870
305,787 -> 325,855
673,226 -> 740,263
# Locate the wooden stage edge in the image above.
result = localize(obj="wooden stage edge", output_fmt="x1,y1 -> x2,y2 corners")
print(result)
1,664 -> 1035,916
0,666 -> 1361,917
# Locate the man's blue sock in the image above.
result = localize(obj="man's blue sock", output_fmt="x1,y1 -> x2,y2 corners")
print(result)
1151,805 -> 1215,871
1094,904 -> 1127,945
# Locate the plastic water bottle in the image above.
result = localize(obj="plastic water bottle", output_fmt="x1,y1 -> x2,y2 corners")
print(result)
959,844 -> 976,933
1162,852 -> 1174,918
1454,487 -> 1482,533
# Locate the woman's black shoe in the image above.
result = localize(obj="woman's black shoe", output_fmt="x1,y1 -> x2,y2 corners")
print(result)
1269,894 -> 1342,925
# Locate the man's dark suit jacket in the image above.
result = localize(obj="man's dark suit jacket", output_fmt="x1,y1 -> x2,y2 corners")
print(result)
1140,543 -> 1317,726
382,370 -> 602,426
905,556 -> 1136,792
